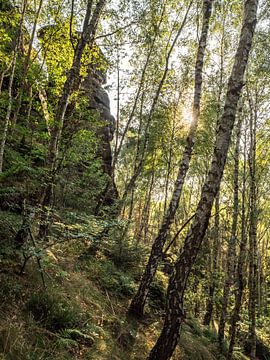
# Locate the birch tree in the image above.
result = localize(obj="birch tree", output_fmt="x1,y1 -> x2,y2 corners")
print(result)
147,1 -> 258,358
129,0 -> 213,317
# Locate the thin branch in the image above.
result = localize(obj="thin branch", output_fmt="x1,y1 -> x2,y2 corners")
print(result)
95,21 -> 137,40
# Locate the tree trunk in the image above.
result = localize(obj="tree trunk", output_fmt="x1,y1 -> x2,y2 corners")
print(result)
147,1 -> 258,358
227,122 -> 248,360
128,0 -> 213,317
112,3 -> 167,169
118,1 -> 193,215
136,168 -> 155,243
0,0 -> 28,172
12,0 -> 43,129
218,114 -> 242,349
38,0 -> 107,239
248,91 -> 258,360
203,192 -> 220,326
0,52 -> 17,173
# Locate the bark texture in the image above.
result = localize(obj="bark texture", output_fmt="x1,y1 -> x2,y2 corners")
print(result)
227,123 -> 248,359
128,0 -> 213,317
248,98 -> 258,360
218,115 -> 242,348
147,1 -> 258,358
203,192 -> 220,326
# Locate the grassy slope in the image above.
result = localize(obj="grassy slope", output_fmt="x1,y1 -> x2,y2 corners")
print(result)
0,211 -> 250,360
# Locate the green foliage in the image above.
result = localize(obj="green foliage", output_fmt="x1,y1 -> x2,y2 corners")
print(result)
57,328 -> 94,347
148,272 -> 167,311
82,256 -> 136,298
0,2 -> 20,70
232,352 -> 249,360
38,22 -> 74,96
105,233 -> 147,270
202,327 -> 218,343
25,290 -> 82,331
39,21 -> 105,98
56,323 -> 105,351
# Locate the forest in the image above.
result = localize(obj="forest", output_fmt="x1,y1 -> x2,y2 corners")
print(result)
0,0 -> 269,359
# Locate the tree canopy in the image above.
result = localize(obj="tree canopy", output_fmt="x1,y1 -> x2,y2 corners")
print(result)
0,0 -> 270,359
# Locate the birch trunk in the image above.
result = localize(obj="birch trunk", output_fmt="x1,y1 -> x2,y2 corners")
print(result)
218,115 -> 242,348
12,0 -> 43,128
128,0 -> 213,317
118,1 -> 194,214
227,124 -> 248,359
0,0 -> 28,172
248,94 -> 258,360
203,192 -> 220,326
147,1 -> 258,358
0,52 -> 17,173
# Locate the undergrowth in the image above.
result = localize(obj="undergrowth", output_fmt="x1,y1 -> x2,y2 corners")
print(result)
0,209 -> 264,360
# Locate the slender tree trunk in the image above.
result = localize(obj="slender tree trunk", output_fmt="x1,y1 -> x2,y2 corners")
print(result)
0,53 -> 17,173
203,192 -> 220,326
38,0 -> 107,238
164,115 -> 176,215
218,115 -> 242,348
118,1 -> 194,214
248,93 -> 258,360
129,0 -> 213,318
0,0 -> 28,172
206,10 -> 227,329
112,2 -> 167,169
257,251 -> 262,317
227,123 -> 248,360
12,0 -> 43,128
136,168 -> 155,243
147,1 -> 258,358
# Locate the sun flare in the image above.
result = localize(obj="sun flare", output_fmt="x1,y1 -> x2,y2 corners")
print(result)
181,107 -> 194,126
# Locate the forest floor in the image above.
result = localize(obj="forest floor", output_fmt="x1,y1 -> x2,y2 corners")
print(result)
0,209 -> 262,360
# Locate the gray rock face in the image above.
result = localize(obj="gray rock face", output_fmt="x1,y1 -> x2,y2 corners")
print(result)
83,67 -> 115,139
81,63 -> 118,210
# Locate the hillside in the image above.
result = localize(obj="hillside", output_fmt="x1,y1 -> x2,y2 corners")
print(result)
0,209 -> 265,360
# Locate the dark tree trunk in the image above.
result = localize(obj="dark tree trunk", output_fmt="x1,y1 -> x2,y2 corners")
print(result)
147,1 -> 258,358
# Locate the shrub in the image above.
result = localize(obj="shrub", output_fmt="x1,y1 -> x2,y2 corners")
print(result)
82,257 -> 136,298
107,238 -> 146,270
25,290 -> 82,331
148,272 -> 167,311
98,261 -> 136,298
